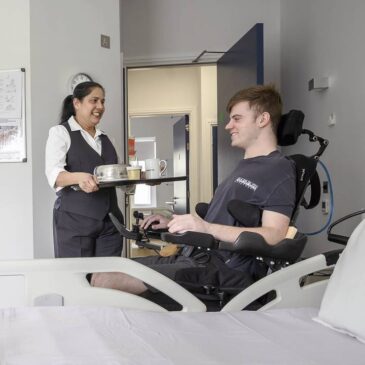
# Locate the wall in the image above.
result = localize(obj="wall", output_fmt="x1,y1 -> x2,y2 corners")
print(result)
0,0 -> 123,259
120,0 -> 281,86
0,0 -> 33,259
30,0 -> 123,258
281,0 -> 365,256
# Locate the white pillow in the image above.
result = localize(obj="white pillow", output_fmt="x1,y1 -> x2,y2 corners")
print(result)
315,219 -> 365,343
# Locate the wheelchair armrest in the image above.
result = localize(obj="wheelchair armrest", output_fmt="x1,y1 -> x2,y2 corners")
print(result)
161,231 -> 218,249
144,228 -> 168,239
161,228 -> 307,263
219,231 -> 307,262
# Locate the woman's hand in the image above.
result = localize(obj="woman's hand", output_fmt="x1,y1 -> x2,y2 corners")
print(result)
78,173 -> 99,193
140,214 -> 171,230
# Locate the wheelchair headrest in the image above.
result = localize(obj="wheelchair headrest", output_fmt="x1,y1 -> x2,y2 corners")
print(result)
277,110 -> 304,146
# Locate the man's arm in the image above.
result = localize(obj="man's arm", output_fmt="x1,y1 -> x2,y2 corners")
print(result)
167,210 -> 290,246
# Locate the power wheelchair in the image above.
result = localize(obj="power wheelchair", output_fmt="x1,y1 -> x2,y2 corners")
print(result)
110,109 -> 329,310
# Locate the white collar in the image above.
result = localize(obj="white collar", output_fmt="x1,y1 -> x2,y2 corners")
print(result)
68,116 -> 105,137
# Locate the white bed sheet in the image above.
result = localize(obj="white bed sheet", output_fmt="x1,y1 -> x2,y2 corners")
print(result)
0,306 -> 364,365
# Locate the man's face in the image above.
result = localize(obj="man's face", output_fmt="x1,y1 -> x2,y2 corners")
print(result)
225,101 -> 261,149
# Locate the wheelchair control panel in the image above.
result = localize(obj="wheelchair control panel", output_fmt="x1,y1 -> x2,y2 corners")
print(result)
109,211 -> 164,252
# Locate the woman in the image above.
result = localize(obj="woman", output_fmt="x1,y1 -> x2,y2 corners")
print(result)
45,81 -> 123,258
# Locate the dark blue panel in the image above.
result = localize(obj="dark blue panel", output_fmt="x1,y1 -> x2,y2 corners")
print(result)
212,125 -> 218,192
215,23 -> 264,184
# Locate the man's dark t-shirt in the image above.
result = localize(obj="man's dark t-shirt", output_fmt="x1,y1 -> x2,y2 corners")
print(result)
203,150 -> 296,273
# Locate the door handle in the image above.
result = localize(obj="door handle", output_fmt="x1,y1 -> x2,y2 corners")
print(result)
165,197 -> 177,212
165,197 -> 178,206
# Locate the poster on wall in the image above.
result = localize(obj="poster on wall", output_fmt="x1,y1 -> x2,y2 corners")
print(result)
0,68 -> 26,162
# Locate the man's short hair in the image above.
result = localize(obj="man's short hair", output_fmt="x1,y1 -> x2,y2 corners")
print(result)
226,84 -> 282,133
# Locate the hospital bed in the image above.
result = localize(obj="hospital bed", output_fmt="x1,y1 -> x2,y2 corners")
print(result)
0,215 -> 364,364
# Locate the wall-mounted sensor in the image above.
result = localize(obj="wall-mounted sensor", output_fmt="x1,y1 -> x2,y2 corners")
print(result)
308,77 -> 329,91
322,199 -> 329,215
322,181 -> 328,194
328,113 -> 336,126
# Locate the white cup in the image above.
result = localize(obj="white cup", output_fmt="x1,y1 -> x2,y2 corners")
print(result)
145,158 -> 167,179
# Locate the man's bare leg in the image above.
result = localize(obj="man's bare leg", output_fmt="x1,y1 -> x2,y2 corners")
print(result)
91,272 -> 148,295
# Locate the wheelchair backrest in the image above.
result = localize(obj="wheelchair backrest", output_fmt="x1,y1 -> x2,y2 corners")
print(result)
277,110 -> 328,225
289,154 -> 321,224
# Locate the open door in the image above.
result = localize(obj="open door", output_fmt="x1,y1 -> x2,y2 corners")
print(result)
169,115 -> 190,214
215,23 -> 264,188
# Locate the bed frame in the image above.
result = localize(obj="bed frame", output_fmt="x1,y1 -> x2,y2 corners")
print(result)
0,256 -> 206,312
222,250 -> 340,312
0,250 -> 339,313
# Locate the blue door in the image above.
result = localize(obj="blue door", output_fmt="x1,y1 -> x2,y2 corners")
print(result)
215,23 -> 264,188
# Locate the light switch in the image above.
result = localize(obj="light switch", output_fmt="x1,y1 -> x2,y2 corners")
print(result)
101,34 -> 110,49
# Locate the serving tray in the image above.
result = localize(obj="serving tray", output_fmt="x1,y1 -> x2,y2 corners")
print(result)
71,176 -> 187,191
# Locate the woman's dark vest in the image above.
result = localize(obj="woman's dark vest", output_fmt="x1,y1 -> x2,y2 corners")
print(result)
55,122 -> 123,222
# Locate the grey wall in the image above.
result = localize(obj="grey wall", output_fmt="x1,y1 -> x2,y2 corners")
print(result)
281,0 -> 365,256
122,0 -> 365,257
2,0 -> 361,259
120,0 -> 281,86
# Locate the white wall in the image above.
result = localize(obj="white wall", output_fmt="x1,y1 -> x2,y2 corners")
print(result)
0,0 -> 33,259
120,0 -> 281,85
0,0 -> 123,259
30,0 -> 123,258
281,0 -> 365,256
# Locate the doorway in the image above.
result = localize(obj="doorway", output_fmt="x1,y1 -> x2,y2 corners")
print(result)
123,24 -> 264,258
126,64 -> 218,212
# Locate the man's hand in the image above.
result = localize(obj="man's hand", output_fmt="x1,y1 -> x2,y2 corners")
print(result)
167,214 -> 209,234
140,214 -> 170,230
78,173 -> 99,193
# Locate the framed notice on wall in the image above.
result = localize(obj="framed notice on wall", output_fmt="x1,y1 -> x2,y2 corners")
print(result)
0,68 -> 26,162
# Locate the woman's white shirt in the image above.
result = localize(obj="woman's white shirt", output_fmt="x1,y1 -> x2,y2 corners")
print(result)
45,116 -> 105,191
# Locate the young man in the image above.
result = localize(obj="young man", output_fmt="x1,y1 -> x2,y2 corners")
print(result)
91,84 -> 296,295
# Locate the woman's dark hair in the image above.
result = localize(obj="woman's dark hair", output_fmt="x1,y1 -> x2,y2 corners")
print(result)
59,81 -> 104,124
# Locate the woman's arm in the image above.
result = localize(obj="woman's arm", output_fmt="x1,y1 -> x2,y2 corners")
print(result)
45,125 -> 99,193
